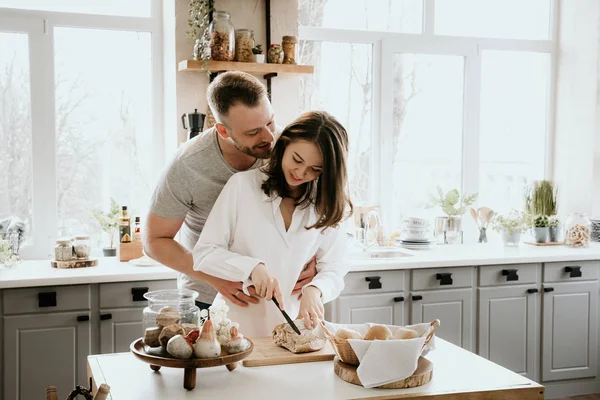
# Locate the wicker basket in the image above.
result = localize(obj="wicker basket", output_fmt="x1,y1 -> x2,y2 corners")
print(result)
320,320 -> 440,366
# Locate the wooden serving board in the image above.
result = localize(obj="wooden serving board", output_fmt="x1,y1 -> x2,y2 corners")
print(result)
242,337 -> 335,367
334,356 -> 433,389
50,258 -> 98,269
524,241 -> 565,246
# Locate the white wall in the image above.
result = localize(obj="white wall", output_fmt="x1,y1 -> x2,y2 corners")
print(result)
173,0 -> 300,145
553,0 -> 600,218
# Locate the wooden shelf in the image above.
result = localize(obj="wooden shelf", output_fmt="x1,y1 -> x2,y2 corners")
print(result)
178,60 -> 314,75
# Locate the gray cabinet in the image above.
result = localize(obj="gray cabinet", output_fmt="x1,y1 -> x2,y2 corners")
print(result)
3,312 -> 92,400
478,285 -> 539,381
336,292 -> 406,325
100,308 -> 145,353
542,281 -> 598,381
410,288 -> 473,350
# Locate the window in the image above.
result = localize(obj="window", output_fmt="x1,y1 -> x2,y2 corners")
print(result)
299,1 -> 555,234
0,0 -> 151,17
0,2 -> 163,258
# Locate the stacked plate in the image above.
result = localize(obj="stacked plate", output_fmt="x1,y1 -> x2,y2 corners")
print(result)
591,217 -> 600,242
398,217 -> 432,250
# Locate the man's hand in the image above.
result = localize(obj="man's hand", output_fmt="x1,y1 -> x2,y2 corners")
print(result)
208,276 -> 259,308
292,255 -> 317,298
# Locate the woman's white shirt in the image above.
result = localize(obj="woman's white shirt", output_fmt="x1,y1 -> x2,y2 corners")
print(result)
192,168 -> 350,337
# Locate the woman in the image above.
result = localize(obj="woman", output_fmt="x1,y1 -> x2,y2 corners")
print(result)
192,111 -> 353,337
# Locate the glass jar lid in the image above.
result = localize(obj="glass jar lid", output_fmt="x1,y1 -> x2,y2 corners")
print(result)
235,29 -> 253,36
213,10 -> 231,19
75,235 -> 90,240
143,289 -> 199,304
56,238 -> 71,245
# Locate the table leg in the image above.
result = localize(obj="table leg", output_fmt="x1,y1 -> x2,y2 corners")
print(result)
150,365 -> 161,372
226,362 -> 238,371
184,368 -> 196,390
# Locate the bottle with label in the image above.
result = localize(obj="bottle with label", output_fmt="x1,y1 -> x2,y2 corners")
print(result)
119,206 -> 132,243
133,216 -> 141,242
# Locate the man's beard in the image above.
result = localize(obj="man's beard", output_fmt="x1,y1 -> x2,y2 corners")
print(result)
231,137 -> 273,159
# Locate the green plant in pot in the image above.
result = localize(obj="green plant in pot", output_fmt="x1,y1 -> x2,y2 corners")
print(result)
430,187 -> 478,244
91,198 -> 121,257
533,214 -> 550,244
252,44 -> 265,63
491,210 -> 527,247
548,215 -> 560,242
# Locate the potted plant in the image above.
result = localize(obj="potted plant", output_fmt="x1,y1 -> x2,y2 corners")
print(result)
548,215 -> 560,242
91,198 -> 121,257
533,214 -> 549,243
252,44 -> 264,63
491,210 -> 527,247
430,187 -> 478,244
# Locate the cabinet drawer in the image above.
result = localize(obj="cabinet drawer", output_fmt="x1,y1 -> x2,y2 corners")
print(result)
411,267 -> 473,290
99,280 -> 177,308
342,271 -> 404,295
543,261 -> 600,283
479,263 -> 540,286
3,285 -> 91,315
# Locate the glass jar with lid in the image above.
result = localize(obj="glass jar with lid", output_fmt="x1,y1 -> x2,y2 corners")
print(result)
282,35 -> 297,65
564,213 -> 592,248
74,235 -> 91,259
267,44 -> 283,64
234,29 -> 254,62
54,238 -> 74,261
142,289 -> 201,346
208,11 -> 235,61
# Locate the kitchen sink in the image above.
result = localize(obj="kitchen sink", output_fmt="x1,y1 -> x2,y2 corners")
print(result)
350,248 -> 414,260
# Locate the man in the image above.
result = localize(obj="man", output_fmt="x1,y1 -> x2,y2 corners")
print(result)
143,71 -> 316,309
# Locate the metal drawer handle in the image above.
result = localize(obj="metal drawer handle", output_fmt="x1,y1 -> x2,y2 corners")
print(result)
393,296 -> 404,302
38,292 -> 57,308
365,276 -> 382,290
412,295 -> 423,301
436,273 -> 453,285
100,313 -> 113,321
76,315 -> 89,322
527,288 -> 539,294
131,287 -> 149,302
565,266 -> 582,278
544,287 -> 554,293
502,269 -> 519,281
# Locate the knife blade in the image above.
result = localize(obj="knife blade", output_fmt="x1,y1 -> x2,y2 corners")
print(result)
272,298 -> 301,335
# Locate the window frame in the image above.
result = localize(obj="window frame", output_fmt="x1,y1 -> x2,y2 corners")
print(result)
0,2 -> 164,259
299,0 -> 558,228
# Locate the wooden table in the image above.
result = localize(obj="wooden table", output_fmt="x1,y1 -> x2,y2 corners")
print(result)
87,338 -> 544,400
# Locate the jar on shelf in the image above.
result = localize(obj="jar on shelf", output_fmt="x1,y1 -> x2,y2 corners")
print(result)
74,235 -> 91,259
142,289 -> 201,343
267,44 -> 283,64
208,11 -> 235,61
564,213 -> 592,248
282,35 -> 297,65
234,29 -> 254,62
54,238 -> 74,261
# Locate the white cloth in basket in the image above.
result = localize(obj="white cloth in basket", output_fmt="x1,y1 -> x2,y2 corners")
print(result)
319,321 -> 436,389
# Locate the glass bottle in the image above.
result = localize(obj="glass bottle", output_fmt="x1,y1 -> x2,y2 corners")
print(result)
564,213 -> 592,248
119,205 -> 131,243
282,35 -> 297,65
208,11 -> 235,61
142,289 -> 201,343
133,216 -> 141,242
234,29 -> 254,62
267,44 -> 283,64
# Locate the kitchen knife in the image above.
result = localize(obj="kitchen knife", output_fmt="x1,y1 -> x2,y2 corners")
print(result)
272,298 -> 301,335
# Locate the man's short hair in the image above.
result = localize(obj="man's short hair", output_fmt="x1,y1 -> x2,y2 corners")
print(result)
206,71 -> 268,122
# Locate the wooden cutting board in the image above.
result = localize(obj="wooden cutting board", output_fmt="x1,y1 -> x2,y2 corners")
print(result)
334,356 -> 433,389
242,337 -> 336,367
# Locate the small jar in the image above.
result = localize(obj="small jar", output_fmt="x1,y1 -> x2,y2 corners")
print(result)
142,289 -> 201,342
267,44 -> 283,64
208,11 -> 235,61
74,235 -> 91,259
234,29 -> 254,62
54,238 -> 74,261
282,35 -> 297,65
564,213 -> 592,248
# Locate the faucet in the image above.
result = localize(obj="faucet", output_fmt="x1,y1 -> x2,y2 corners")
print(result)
360,210 -> 381,251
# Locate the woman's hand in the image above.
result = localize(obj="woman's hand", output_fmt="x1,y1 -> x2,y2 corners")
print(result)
299,286 -> 324,329
250,263 -> 284,309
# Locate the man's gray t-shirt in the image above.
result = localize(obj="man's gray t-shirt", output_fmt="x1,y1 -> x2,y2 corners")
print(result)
150,128 -> 260,303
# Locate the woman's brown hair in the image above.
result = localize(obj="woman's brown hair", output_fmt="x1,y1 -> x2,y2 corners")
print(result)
261,111 -> 353,230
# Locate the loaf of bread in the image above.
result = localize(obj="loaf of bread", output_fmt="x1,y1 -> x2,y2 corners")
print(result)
363,324 -> 392,341
392,327 -> 419,340
335,328 -> 363,340
272,320 -> 326,353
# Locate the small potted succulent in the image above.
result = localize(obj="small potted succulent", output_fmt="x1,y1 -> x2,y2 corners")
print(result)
491,210 -> 528,247
533,215 -> 550,243
91,198 -> 121,257
548,215 -> 560,242
252,44 -> 264,63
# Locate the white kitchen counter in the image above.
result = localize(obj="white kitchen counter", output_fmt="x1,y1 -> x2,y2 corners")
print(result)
87,338 -> 543,400
2,243 -> 600,289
